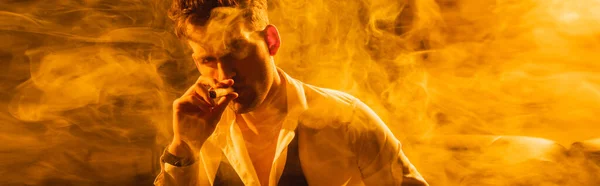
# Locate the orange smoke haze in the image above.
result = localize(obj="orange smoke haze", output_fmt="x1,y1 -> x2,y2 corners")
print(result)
1,0 -> 599,185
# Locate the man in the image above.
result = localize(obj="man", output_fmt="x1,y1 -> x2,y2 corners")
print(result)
155,0 -> 428,185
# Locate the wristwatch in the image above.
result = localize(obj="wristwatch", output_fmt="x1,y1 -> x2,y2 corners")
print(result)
161,148 -> 196,167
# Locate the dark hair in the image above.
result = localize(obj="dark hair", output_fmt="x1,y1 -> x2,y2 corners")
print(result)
168,0 -> 269,38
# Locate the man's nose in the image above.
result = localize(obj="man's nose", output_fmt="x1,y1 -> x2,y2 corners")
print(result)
216,60 -> 236,80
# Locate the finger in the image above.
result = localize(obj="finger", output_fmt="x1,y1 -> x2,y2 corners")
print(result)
181,84 -> 213,106
189,94 -> 212,113
197,79 -> 233,105
192,84 -> 215,106
182,78 -> 217,106
177,95 -> 212,113
183,77 -> 234,106
215,79 -> 234,88
183,76 -> 218,96
211,92 -> 238,115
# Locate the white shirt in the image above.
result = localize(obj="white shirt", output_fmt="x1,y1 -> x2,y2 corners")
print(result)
154,69 -> 428,186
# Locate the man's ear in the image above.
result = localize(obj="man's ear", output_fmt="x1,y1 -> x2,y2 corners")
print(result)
264,25 -> 280,56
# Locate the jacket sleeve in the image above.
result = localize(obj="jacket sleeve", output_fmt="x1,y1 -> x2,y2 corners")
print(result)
351,100 -> 429,186
154,148 -> 210,186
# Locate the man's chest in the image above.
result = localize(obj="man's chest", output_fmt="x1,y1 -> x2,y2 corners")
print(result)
211,130 -> 364,186
295,127 -> 365,185
240,128 -> 280,184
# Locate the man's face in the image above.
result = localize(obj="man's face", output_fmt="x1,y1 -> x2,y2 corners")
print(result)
185,13 -> 275,114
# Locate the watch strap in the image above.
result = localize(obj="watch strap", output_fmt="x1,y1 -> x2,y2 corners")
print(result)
161,148 -> 196,167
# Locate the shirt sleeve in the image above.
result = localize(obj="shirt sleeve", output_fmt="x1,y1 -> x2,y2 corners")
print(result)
153,148 -> 209,186
351,100 -> 429,186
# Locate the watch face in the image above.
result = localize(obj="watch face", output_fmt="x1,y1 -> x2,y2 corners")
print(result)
162,149 -> 194,167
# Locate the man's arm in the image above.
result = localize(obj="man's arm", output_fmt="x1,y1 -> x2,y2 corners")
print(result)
155,77 -> 237,186
351,100 -> 429,186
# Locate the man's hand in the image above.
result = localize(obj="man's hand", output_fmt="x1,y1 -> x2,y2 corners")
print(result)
168,77 -> 238,159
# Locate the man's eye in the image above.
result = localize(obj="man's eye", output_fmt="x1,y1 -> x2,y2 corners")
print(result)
202,57 -> 217,64
231,40 -> 242,50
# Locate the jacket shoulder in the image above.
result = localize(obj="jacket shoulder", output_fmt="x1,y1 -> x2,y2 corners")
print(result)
299,84 -> 359,129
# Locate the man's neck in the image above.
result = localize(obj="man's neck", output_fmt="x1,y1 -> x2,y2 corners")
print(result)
237,69 -> 287,134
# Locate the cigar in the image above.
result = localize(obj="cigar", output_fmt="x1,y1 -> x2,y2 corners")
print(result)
208,87 -> 234,99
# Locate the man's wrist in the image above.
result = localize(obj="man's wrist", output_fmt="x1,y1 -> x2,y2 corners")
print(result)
167,139 -> 197,159
163,139 -> 199,167
162,148 -> 196,167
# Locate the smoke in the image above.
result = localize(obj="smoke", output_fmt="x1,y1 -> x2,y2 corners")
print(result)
0,0 -> 599,185
0,0 -> 185,185
269,0 -> 600,185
